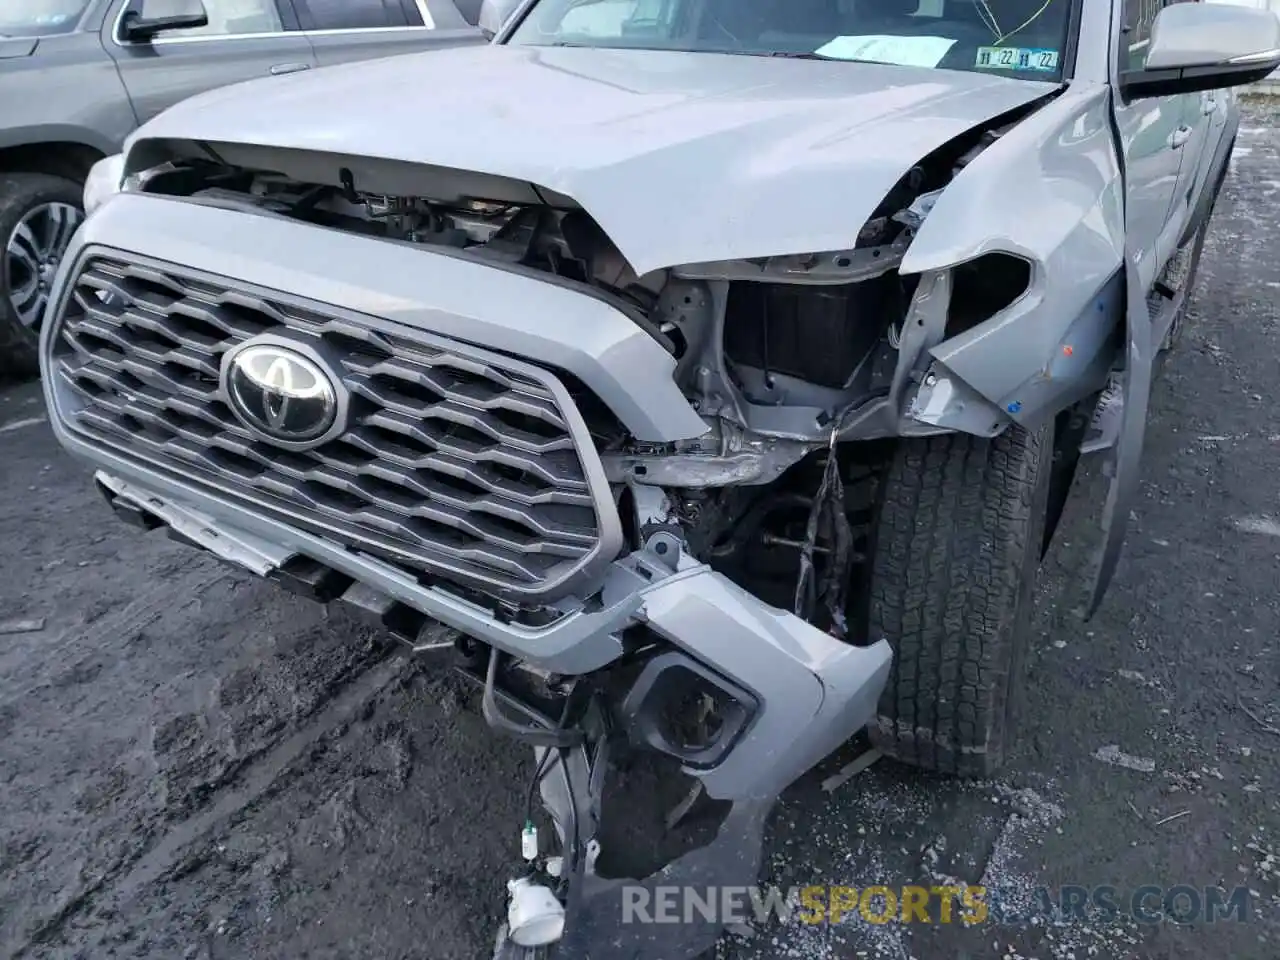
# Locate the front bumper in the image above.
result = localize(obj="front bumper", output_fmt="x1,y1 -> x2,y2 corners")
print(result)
88,464 -> 890,958
88,460 -> 891,802
41,192 -> 892,957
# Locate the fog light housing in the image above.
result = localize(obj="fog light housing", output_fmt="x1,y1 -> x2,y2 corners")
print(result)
621,651 -> 758,769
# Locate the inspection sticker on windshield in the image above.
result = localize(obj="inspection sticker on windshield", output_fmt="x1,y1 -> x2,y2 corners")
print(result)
815,35 -> 957,68
975,46 -> 1060,71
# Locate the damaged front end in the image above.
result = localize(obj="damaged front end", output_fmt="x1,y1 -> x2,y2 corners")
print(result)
40,79 -> 1122,957
42,188 -> 901,960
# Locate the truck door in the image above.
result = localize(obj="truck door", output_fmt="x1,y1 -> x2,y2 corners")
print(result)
1160,0 -> 1225,263
1172,84 -> 1230,238
1110,0 -> 1185,292
103,0 -> 316,125
1088,0 -> 1188,612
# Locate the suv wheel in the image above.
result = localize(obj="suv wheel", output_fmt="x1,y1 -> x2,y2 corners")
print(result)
864,423 -> 1053,777
1,173 -> 85,380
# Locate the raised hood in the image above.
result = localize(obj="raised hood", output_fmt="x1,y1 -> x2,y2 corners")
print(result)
127,44 -> 1058,276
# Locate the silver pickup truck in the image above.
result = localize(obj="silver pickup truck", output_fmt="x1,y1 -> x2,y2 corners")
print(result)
0,0 -> 484,377
36,0 -> 1279,956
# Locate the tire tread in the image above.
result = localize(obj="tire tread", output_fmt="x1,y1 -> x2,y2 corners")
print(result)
866,425 -> 1050,777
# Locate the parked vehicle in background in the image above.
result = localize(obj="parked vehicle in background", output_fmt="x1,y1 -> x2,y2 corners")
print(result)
37,0 -> 1278,955
0,0 -> 486,379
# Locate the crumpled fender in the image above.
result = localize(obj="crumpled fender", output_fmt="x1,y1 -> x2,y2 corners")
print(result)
899,84 -> 1124,279
1089,230 -> 1156,616
898,86 -> 1127,428
899,83 -> 1147,614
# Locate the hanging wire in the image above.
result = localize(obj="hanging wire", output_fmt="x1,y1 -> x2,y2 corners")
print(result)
792,417 -> 856,640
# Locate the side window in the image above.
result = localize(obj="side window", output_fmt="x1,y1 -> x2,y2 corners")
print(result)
542,0 -> 671,38
452,0 -> 484,25
136,0 -> 286,38
1121,0 -> 1160,70
1122,0 -> 1195,71
402,0 -> 430,25
293,0 -> 418,29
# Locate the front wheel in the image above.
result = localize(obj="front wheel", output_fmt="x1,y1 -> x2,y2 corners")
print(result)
0,173 -> 85,380
864,423 -> 1053,778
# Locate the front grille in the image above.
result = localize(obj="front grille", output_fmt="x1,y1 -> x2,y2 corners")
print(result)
48,252 -> 620,601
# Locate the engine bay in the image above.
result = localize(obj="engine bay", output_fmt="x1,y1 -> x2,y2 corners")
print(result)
121,117 -> 1036,635
137,153 -> 947,419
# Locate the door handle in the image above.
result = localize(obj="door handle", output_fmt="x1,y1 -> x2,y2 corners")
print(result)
1168,125 -> 1192,149
269,62 -> 311,75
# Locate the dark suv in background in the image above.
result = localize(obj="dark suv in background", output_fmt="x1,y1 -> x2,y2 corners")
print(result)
0,0 -> 485,378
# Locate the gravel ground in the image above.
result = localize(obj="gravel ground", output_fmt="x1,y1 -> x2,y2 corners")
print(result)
2,104 -> 1279,960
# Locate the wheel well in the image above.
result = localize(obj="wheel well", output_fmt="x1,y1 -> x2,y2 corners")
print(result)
0,142 -> 105,185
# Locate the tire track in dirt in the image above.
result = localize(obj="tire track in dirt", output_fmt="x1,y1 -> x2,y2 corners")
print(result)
0,567 -> 235,708
13,653 -> 410,956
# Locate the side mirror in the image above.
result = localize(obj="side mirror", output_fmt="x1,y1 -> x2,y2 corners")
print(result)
478,0 -> 523,40
1123,2 -> 1280,99
119,0 -> 209,43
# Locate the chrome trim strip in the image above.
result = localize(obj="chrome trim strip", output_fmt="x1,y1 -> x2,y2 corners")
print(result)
1229,47 -> 1280,65
110,1 -> 445,47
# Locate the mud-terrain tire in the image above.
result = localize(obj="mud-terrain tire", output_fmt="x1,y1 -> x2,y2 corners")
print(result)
865,423 -> 1053,778
0,173 -> 84,380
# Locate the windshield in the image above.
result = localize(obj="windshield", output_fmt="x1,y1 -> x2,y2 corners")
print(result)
0,0 -> 89,37
507,0 -> 1073,80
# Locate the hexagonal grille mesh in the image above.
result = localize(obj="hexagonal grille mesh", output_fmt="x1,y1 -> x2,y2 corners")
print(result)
49,255 -> 610,600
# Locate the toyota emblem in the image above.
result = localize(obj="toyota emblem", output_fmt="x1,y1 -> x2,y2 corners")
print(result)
222,341 -> 341,447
